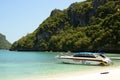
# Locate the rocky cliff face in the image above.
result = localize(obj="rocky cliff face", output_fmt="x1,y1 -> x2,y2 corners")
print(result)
68,1 -> 93,26
92,0 -> 107,14
67,0 -> 108,26
10,0 -> 120,53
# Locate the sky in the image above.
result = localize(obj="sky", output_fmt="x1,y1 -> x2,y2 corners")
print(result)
0,0 -> 85,43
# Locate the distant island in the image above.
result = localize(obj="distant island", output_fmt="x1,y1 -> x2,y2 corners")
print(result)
10,0 -> 120,53
0,33 -> 11,49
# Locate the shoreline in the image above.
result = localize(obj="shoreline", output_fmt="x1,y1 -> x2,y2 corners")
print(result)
17,66 -> 120,80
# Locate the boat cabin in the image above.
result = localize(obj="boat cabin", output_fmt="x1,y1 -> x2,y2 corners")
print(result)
73,53 -> 96,58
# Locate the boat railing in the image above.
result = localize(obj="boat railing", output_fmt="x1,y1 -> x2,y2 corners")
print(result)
56,52 -> 73,58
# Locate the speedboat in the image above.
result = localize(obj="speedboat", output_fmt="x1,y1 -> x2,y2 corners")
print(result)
56,52 -> 112,66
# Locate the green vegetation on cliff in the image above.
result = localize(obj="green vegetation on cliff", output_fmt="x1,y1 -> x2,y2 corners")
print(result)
10,0 -> 120,52
0,33 -> 11,49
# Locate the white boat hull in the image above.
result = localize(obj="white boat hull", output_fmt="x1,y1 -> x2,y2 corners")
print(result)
56,55 -> 111,66
58,58 -> 103,65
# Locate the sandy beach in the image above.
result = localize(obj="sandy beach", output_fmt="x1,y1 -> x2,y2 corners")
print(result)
18,66 -> 120,80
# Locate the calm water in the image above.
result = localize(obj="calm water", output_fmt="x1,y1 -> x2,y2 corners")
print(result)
0,50 -> 120,80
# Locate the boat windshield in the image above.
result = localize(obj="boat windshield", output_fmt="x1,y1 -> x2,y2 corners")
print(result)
99,54 -> 106,58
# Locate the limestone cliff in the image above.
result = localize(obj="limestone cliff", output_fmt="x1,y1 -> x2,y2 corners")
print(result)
10,0 -> 120,53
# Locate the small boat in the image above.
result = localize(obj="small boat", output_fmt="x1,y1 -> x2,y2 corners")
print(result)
56,52 -> 112,66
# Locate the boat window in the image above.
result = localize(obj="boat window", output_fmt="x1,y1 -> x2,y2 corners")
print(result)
99,54 -> 106,58
73,54 -> 96,58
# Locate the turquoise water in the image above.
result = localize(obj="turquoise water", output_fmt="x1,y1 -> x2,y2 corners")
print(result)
0,50 -> 120,80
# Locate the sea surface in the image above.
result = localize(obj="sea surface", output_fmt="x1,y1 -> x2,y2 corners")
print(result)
0,50 -> 120,80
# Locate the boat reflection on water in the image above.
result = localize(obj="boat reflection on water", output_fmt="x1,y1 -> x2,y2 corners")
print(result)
56,52 -> 112,66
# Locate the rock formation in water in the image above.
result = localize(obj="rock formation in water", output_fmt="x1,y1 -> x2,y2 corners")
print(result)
0,33 -> 11,49
10,0 -> 120,53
